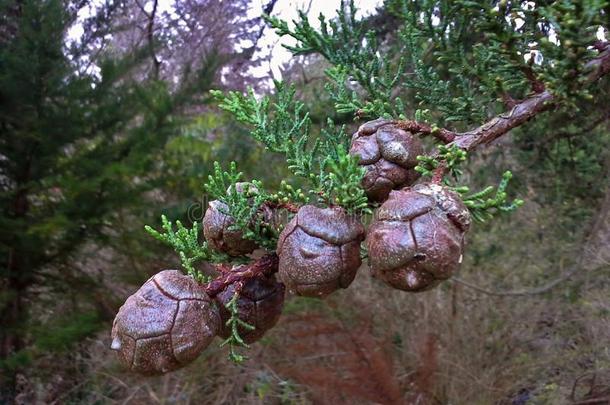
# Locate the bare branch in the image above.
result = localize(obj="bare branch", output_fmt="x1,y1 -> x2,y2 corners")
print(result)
452,90 -> 554,150
395,120 -> 456,143
450,265 -> 583,297
135,0 -> 161,79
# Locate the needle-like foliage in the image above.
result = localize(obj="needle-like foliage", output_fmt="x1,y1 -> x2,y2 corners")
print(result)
457,171 -> 525,222
219,291 -> 256,363
145,215 -> 232,281
415,145 -> 468,179
266,1 -> 408,119
212,83 -> 368,214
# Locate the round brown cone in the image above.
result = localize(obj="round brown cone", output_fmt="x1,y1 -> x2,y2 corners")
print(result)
203,182 -> 277,256
366,184 -> 470,292
110,270 -> 220,375
203,199 -> 258,256
350,118 -> 423,202
215,273 -> 285,344
277,205 -> 365,298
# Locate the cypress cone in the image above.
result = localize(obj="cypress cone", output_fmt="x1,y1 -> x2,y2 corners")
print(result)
277,205 -> 365,297
366,184 -> 470,292
111,270 -> 220,375
203,182 -> 270,256
215,272 -> 285,344
350,118 -> 423,202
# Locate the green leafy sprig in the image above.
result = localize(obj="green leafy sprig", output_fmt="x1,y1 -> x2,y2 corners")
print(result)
219,290 -> 256,363
144,215 -> 230,281
266,1 -> 407,119
319,145 -> 370,214
324,61 -> 407,119
212,83 -> 316,184
415,145 -> 468,180
204,161 -> 244,201
415,149 -> 523,221
203,162 -> 279,250
269,180 -> 308,206
212,85 -> 369,213
457,171 -> 524,222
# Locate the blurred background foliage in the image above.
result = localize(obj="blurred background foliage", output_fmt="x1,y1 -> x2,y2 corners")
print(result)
1,0 -> 609,403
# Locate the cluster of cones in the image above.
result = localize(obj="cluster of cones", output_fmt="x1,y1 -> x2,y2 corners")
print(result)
111,119 -> 471,375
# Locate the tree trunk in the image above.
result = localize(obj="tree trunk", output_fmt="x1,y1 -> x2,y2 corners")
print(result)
0,255 -> 27,359
1,185 -> 31,401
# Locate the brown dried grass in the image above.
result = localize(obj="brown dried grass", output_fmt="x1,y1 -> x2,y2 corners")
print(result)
268,312 -> 403,404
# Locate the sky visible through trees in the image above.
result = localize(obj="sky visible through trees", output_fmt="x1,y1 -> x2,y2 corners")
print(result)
68,0 -> 384,82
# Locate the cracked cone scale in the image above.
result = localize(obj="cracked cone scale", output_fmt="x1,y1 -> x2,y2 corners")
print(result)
110,270 -> 220,375
366,184 -> 471,292
277,205 -> 365,298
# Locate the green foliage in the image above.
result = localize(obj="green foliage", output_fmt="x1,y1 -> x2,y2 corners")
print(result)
324,58 -> 407,118
211,83 -> 312,155
203,162 -> 279,250
415,147 -> 522,221
390,0 -> 608,121
219,291 -> 255,363
204,161 -> 245,201
457,171 -> 525,222
212,83 -> 321,187
264,1 -> 362,61
266,1 -> 407,119
270,0 -> 608,128
145,215 -> 230,280
212,84 -> 369,213
318,145 -> 370,214
415,145 -> 468,179
270,181 -> 308,206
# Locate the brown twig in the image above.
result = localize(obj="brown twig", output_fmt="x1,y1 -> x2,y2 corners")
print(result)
205,253 -> 279,297
265,200 -> 300,213
431,162 -> 447,184
395,120 -> 456,144
521,57 -> 546,94
452,46 -> 610,151
397,46 -> 610,151
572,397 -> 610,405
500,91 -> 518,109
452,89 -> 555,150
135,0 -> 161,79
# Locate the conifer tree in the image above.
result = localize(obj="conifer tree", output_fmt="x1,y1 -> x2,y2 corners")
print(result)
111,0 -> 610,373
0,0 -> 268,397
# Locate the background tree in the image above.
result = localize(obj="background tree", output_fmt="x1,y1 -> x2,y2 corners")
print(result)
0,0 -> 273,399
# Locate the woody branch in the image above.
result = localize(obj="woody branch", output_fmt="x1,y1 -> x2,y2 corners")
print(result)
397,45 -> 610,152
205,253 -> 279,297
202,46 -> 610,295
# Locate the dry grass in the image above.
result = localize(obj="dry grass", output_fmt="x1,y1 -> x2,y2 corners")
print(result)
14,265 -> 610,404
12,196 -> 610,404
